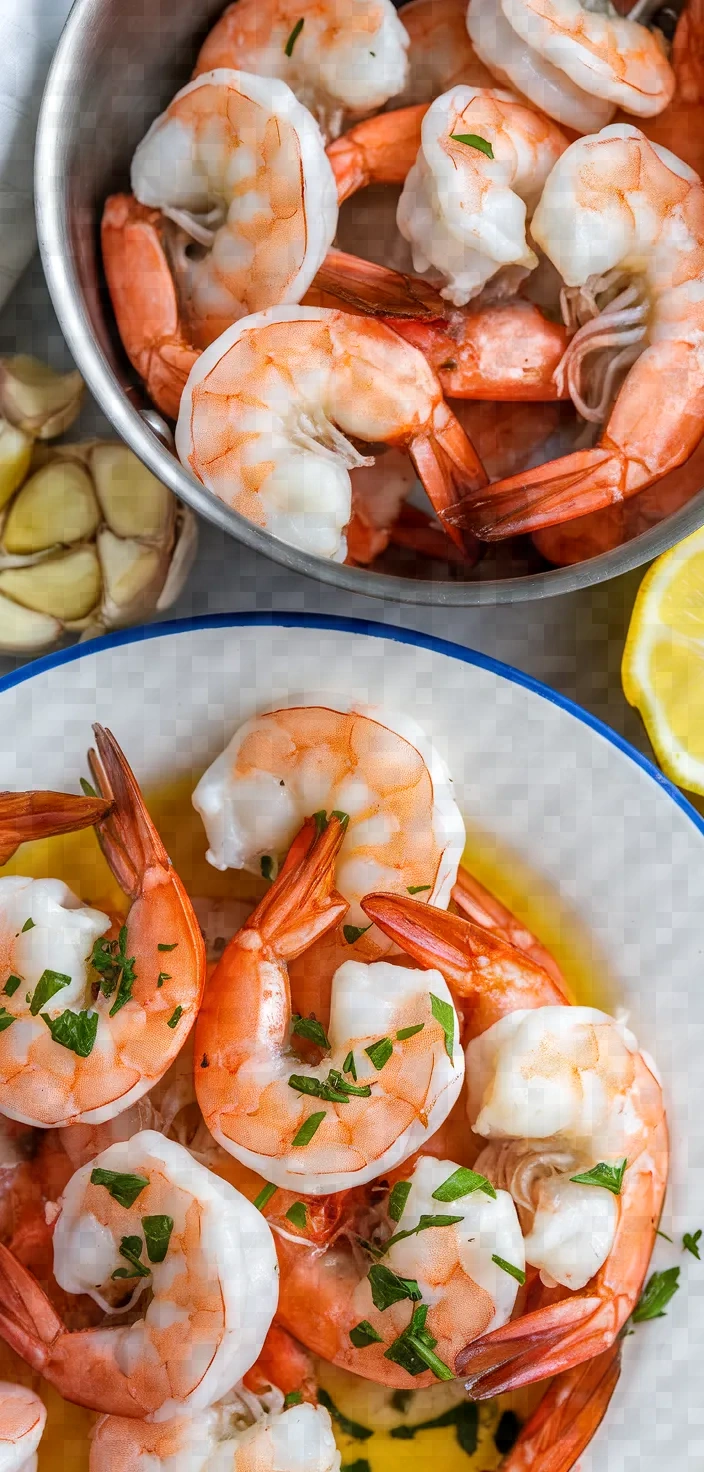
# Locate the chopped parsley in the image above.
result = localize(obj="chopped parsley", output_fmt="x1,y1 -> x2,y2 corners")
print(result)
492,1254 -> 526,1285
316,1389 -> 372,1442
260,856 -> 275,881
430,993 -> 455,1061
284,16 -> 305,56
344,923 -> 373,945
142,1215 -> 174,1263
656,1229 -> 673,1242
407,885 -> 431,895
570,1159 -> 627,1195
288,1073 -> 350,1104
112,1234 -> 150,1280
396,1023 -> 425,1041
90,1167 -> 149,1209
0,1007 -> 14,1033
21,918 -> 35,933
384,1303 -> 453,1380
368,1264 -> 422,1312
343,1050 -> 357,1080
683,1229 -> 702,1259
285,1202 -> 308,1230
390,1402 -> 478,1453
292,1015 -> 330,1050
327,1068 -> 371,1098
450,132 -> 494,158
365,1037 -> 393,1071
29,969 -> 70,1016
157,942 -> 178,952
284,1391 -> 303,1409
253,1182 -> 277,1212
432,1165 -> 496,1202
383,1213 -> 464,1254
91,926 -> 137,1015
340,1463 -> 371,1472
388,1180 -> 412,1223
157,973 -> 170,988
350,1320 -> 384,1348
494,1410 -> 521,1454
42,1008 -> 99,1056
291,1111 -> 326,1148
632,1267 -> 680,1321
3,975 -> 21,996
80,777 -> 98,797
166,1006 -> 183,1029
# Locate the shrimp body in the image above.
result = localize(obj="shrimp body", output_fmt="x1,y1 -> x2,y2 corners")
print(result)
0,728 -> 206,1128
194,0 -> 410,140
455,126 -> 704,539
192,700 -> 465,935
0,1131 -> 279,1417
175,305 -> 487,559
394,0 -> 495,107
467,0 -> 674,132
0,1385 -> 45,1472
91,1398 -> 339,1471
397,86 -> 568,305
129,70 -> 338,352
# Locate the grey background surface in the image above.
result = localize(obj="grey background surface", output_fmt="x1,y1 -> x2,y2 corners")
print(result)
0,254 -> 652,759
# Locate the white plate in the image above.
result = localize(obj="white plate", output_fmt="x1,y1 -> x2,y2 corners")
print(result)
1,612 -> 702,1469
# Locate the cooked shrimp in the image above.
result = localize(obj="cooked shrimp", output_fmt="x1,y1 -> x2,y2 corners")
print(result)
635,0 -> 704,178
272,1152 -> 523,1388
194,0 -> 410,140
90,1395 -> 340,1472
499,1340 -> 621,1472
195,816 -> 465,1195
454,126 -> 704,540
394,0 -> 496,106
0,727 -> 206,1128
326,104 -> 429,203
467,0 -> 674,132
0,790 -> 111,867
175,304 -> 487,559
397,87 -> 569,305
361,892 -> 667,1396
0,1385 -> 45,1472
127,69 -> 337,351
0,1130 -> 279,1417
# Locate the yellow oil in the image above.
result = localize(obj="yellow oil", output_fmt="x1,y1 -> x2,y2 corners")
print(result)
1,775 -> 611,1469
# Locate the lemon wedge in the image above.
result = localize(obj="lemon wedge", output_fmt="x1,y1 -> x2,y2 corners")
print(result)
622,525 -> 704,794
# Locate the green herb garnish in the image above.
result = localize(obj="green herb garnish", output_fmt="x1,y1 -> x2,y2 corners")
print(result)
313,810 -> 328,837
383,1214 -> 464,1254
260,856 -> 274,881
21,918 -> 35,933
633,1266 -> 680,1321
29,969 -> 70,1016
349,1319 -> 384,1348
365,1037 -> 393,1071
684,1229 -> 702,1259
432,1165 -> 496,1202
157,942 -> 178,952
42,1008 -> 99,1057
253,1182 -> 277,1212
111,1234 -> 150,1280
656,1229 -> 673,1242
344,923 -> 373,945
3,975 -> 21,996
494,1410 -> 520,1454
384,1303 -> 453,1380
166,1006 -> 183,1029
388,1180 -> 412,1223
430,993 -> 454,1061
284,16 -> 304,56
317,1389 -> 372,1441
492,1254 -> 525,1285
291,1111 -> 326,1148
90,1167 -> 149,1209
340,1463 -> 371,1472
286,1202 -> 308,1230
450,132 -> 494,158
0,1007 -> 14,1033
396,1024 -> 425,1041
288,1073 -> 349,1104
91,926 -> 137,1016
407,885 -> 431,895
570,1159 -> 627,1195
142,1215 -> 174,1263
368,1264 -> 422,1312
157,973 -> 170,987
283,1391 -> 303,1408
390,1402 -> 478,1452
343,1050 -> 357,1080
292,1015 -> 330,1050
327,1068 -> 372,1098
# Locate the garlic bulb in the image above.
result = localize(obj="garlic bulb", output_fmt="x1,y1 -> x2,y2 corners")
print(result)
0,356 -> 84,440
0,441 -> 198,654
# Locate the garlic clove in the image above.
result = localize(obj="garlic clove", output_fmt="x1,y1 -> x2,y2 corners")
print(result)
97,528 -> 164,623
0,590 -> 62,653
0,357 -> 84,440
3,461 -> 100,554
90,444 -> 174,540
0,421 -> 34,512
0,547 -> 102,621
156,505 -> 199,611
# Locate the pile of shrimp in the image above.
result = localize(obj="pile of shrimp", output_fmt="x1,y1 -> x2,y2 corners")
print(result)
0,701 -> 669,1470
100,0 -> 704,572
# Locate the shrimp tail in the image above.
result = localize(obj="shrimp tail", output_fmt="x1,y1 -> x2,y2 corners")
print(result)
88,725 -> 170,899
326,105 -> 427,202
0,791 -> 113,865
0,1243 -> 64,1376
451,866 -> 566,988
409,404 -> 488,553
361,893 -> 566,1025
502,1340 -> 622,1472
456,1293 -> 613,1398
250,814 -> 349,960
313,249 -> 447,319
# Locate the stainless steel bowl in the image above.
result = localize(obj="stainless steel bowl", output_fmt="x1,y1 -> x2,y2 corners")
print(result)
35,0 -> 704,605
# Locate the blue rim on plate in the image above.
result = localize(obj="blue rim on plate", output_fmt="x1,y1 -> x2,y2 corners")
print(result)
2,611 -> 703,841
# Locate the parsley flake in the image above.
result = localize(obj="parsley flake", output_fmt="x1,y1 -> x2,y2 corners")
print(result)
343,1050 -> 357,1080
684,1229 -> 702,1259
388,1180 -> 412,1223
492,1254 -> 526,1285
384,1303 -> 453,1381
365,1037 -> 393,1071
3,975 -> 21,996
284,16 -> 304,55
284,1391 -> 303,1409
286,1202 -> 308,1230
350,1320 -> 384,1348
396,1024 -> 424,1041
368,1264 -> 422,1312
142,1215 -> 174,1263
21,918 -> 35,933
633,1266 -> 680,1321
344,923 -> 373,945
157,973 -> 170,987
316,1389 -> 372,1442
80,777 -> 98,797
112,1234 -> 150,1280
157,942 -> 178,952
288,1073 -> 349,1104
292,1015 -> 330,1050
166,1006 -> 183,1029
0,1007 -> 14,1033
253,1182 -> 277,1212
42,1008 -> 98,1057
430,992 -> 455,1061
570,1159 -> 627,1195
91,927 -> 137,1015
450,132 -> 494,158
291,1111 -> 326,1148
432,1166 -> 496,1202
384,1214 -> 464,1253
407,885 -> 431,895
29,969 -> 70,1016
90,1167 -> 149,1209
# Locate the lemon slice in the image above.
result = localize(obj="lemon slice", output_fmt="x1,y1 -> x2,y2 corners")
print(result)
622,525 -> 704,794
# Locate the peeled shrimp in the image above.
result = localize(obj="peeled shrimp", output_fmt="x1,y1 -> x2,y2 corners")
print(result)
467,0 -> 674,133
175,304 -> 487,559
0,1131 -> 279,1417
394,0 -> 495,106
194,0 -> 410,141
195,816 -> 465,1194
124,69 -> 337,351
91,1389 -> 340,1472
635,0 -> 704,179
273,1153 -> 523,1388
0,727 -> 205,1128
397,87 -> 569,305
0,1385 -> 45,1472
455,125 -> 704,540
361,892 -> 667,1397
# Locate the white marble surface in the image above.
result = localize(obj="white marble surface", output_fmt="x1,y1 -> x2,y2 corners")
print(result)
0,253 -> 653,758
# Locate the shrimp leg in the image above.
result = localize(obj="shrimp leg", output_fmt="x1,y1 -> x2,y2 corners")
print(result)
0,791 -> 112,866
501,1339 -> 621,1472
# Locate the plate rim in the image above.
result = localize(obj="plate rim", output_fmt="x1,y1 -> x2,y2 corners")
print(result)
2,609 -> 702,842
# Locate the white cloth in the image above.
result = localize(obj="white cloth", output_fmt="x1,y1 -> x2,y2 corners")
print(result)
0,0 -> 73,310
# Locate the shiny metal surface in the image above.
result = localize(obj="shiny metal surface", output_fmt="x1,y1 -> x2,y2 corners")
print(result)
34,0 -> 704,605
